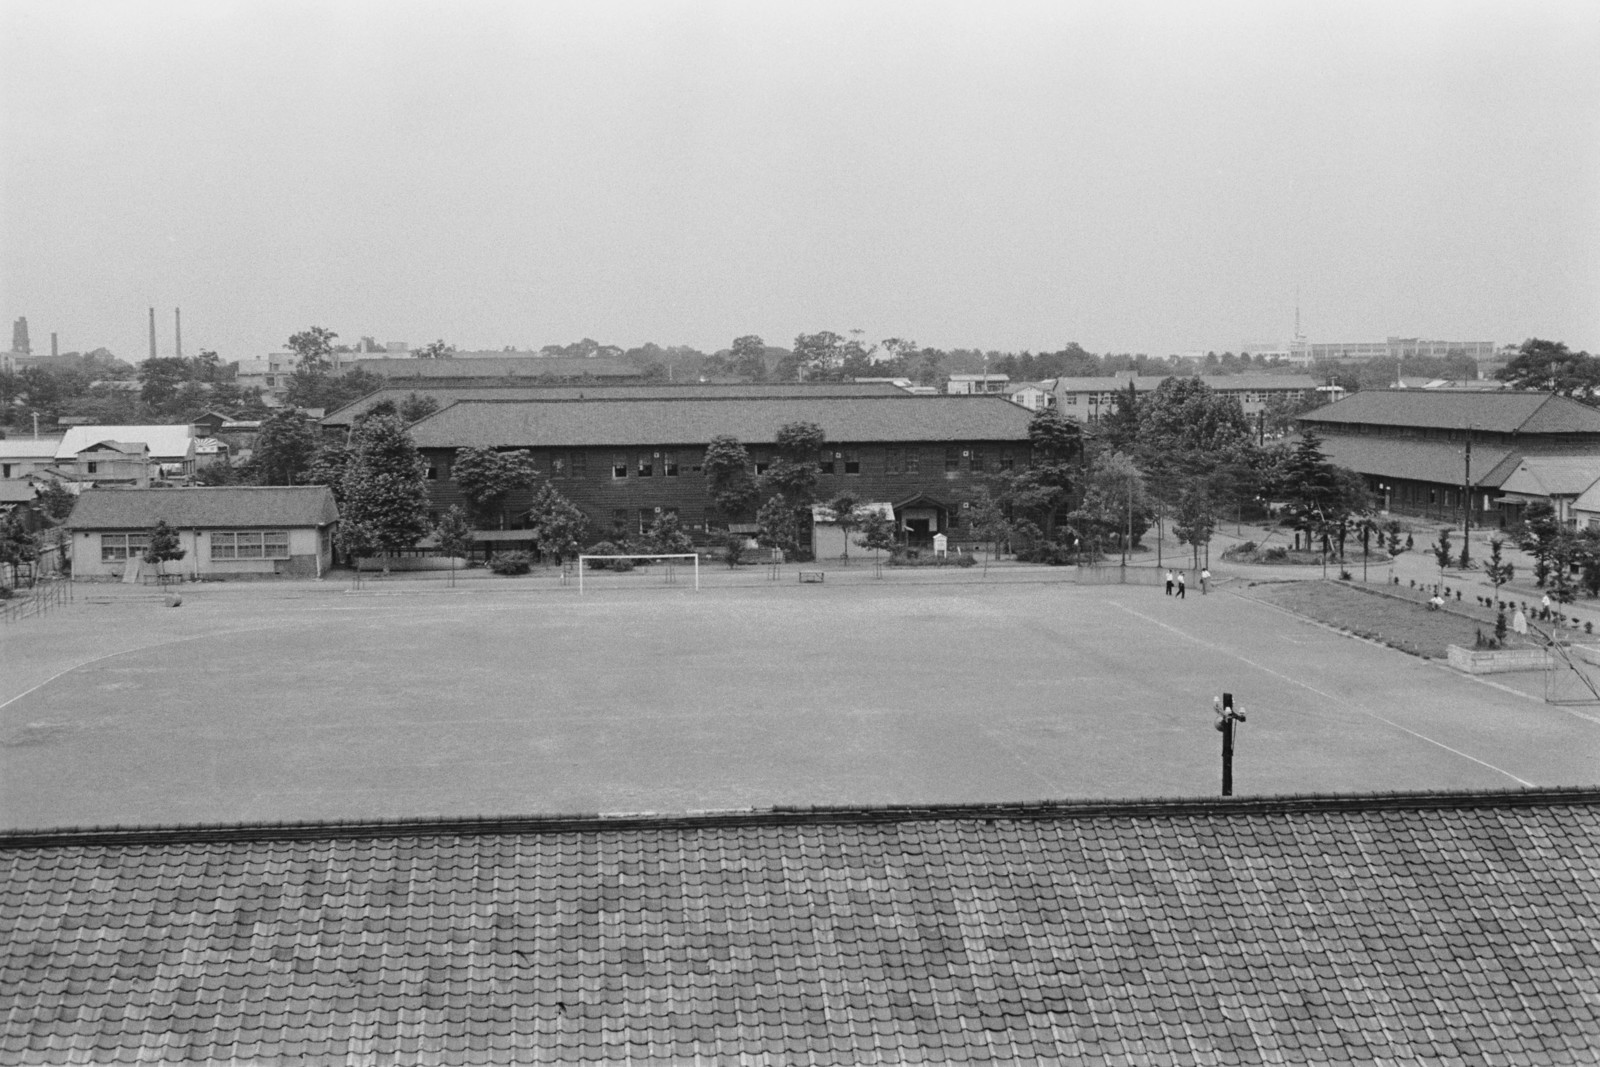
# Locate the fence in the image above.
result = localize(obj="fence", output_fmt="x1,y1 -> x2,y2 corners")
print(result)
1075,563 -> 1169,587
0,577 -> 73,624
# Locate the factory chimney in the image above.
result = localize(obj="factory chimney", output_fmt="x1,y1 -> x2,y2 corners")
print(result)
175,308 -> 183,360
51,333 -> 58,357
148,308 -> 157,361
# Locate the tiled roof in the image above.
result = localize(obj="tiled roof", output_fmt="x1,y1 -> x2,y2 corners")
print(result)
64,486 -> 339,530
320,382 -> 910,428
407,395 -> 1036,450
3,789 -> 1599,1064
1302,390 -> 1600,435
349,357 -> 642,380
1312,435 -> 1517,488
55,425 -> 195,461
1497,456 -> 1600,498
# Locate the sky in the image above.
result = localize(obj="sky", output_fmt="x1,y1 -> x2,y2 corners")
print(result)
2,0 -> 1597,363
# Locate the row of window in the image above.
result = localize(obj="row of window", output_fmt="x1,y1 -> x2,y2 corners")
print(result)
100,531 -> 291,563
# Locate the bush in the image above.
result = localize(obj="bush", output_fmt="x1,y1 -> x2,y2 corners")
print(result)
1014,540 -> 1076,565
1264,546 -> 1288,561
488,551 -> 532,576
0,586 -> 13,600
1236,541 -> 1258,554
887,550 -> 982,569
583,542 -> 634,571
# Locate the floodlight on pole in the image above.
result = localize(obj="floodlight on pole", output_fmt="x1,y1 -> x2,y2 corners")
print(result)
1213,693 -> 1246,796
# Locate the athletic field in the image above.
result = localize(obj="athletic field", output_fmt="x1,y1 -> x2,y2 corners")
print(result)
2,571 -> 1597,831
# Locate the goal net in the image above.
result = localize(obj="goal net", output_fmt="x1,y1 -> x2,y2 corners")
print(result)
576,553 -> 700,594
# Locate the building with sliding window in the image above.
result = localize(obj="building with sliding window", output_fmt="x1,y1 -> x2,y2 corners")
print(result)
405,393 -> 1036,548
63,486 -> 338,580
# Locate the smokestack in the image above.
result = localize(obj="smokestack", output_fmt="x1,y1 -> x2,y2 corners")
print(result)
51,333 -> 58,357
149,308 -> 157,361
175,308 -> 182,360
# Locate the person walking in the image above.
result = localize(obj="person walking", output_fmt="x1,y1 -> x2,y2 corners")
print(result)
1200,567 -> 1211,594
1176,571 -> 1187,599
1542,593 -> 1552,621
1165,569 -> 1174,596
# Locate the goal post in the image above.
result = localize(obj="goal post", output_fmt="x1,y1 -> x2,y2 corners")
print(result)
577,553 -> 700,594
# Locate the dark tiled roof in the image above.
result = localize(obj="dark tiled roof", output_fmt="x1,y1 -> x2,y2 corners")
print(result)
64,486 -> 339,530
407,395 -> 1036,449
1302,389 -> 1600,435
1312,435 -> 1518,488
349,357 -> 642,380
320,382 -> 910,428
4,790 -> 1599,1064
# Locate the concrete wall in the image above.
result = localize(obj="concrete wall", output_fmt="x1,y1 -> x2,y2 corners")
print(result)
1445,645 -> 1553,674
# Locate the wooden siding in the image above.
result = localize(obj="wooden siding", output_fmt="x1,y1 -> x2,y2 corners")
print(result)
422,441 -> 1031,538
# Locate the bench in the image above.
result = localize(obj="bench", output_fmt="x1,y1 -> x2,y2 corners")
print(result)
799,571 -> 825,584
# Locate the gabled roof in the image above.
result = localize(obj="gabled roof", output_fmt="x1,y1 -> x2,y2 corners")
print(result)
1301,390 -> 1600,435
1496,456 -> 1600,498
407,395 -> 1035,450
0,436 -> 63,460
3,789 -> 1598,1064
1306,435 -> 1517,488
64,486 -> 339,530
320,382 -> 910,429
74,440 -> 148,456
55,425 -> 194,460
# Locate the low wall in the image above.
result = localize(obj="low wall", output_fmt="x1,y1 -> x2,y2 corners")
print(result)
1446,645 -> 1553,675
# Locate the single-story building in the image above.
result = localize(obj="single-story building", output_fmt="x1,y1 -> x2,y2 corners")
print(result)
64,485 -> 338,580
1494,456 -> 1600,527
0,436 -> 63,481
55,425 -> 197,481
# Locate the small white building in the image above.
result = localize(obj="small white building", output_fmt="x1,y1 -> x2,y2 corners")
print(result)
947,373 -> 1010,396
55,425 -> 197,481
0,437 -> 64,481
65,485 -> 339,580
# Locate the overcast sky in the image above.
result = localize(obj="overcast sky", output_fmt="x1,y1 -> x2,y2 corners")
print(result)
2,1 -> 1596,363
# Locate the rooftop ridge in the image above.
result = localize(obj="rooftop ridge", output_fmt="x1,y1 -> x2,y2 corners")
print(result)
5,786 -> 1596,850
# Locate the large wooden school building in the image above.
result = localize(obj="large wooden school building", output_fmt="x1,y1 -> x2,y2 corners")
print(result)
397,391 -> 1037,546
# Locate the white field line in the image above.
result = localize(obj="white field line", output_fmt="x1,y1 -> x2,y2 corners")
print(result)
1111,601 -> 1537,788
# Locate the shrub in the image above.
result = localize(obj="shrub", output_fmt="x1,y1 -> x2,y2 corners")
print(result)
1015,541 -> 1076,565
0,586 -> 13,600
954,552 -> 978,568
1236,541 -> 1257,554
1339,569 -> 1352,581
1264,546 -> 1288,561
583,541 -> 636,571
488,551 -> 532,576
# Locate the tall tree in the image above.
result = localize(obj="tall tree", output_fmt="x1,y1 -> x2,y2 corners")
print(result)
0,513 -> 39,588
415,340 -> 455,360
526,480 -> 588,563
1172,487 -> 1216,569
143,520 -> 187,582
399,392 -> 441,423
1516,501 -> 1563,587
1070,451 -> 1154,557
729,335 -> 768,380
286,326 -> 339,370
1495,339 -> 1600,401
451,447 -> 537,528
433,505 -> 474,585
337,414 -> 431,570
758,422 -> 825,502
703,436 -> 758,517
253,409 -> 320,485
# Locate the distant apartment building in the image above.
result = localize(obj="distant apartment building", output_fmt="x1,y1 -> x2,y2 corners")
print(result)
1049,373 -> 1318,424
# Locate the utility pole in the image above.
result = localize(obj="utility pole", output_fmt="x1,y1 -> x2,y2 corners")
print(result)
1462,431 -> 1472,568
1122,478 -> 1131,574
1214,693 -> 1246,796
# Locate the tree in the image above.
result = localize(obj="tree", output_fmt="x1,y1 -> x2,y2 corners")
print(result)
138,356 -> 190,409
1432,529 -> 1453,588
451,447 -> 536,528
526,481 -> 588,563
729,335 -> 768,380
1099,380 -> 1141,452
399,392 -> 440,423
758,423 -> 825,503
143,520 -> 186,582
826,495 -> 860,562
433,505 -> 474,586
0,513 -> 39,588
703,436 -> 758,518
966,489 -> 1012,563
1495,338 -> 1600,401
854,509 -> 897,559
415,340 -> 455,360
35,481 -> 75,522
644,511 -> 694,555
283,366 -> 382,411
1070,451 -> 1154,560
1516,501 -> 1563,587
286,326 -> 339,370
1484,537 -> 1515,604
304,444 -> 354,504
254,409 -> 319,485
337,414 -> 431,571
756,493 -> 807,558
1172,487 -> 1215,569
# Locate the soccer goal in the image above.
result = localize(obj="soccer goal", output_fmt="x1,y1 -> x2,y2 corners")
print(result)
576,553 -> 700,594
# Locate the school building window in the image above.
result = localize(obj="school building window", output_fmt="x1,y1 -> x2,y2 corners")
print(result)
819,451 -> 836,475
637,454 -> 654,477
945,448 -> 960,472
639,508 -> 655,534
663,453 -> 679,477
969,449 -> 985,473
426,465 -> 439,480
551,455 -> 567,478
998,450 -> 1014,471
100,533 -> 148,562
211,531 -> 290,560
611,509 -> 629,533
570,452 -> 587,476
612,455 -> 628,479
843,449 -> 860,475
753,451 -> 770,475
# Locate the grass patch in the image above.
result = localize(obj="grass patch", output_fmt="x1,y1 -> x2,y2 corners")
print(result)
1244,579 -> 1533,659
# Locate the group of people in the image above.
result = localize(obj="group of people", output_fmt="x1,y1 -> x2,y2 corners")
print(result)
1164,568 -> 1209,598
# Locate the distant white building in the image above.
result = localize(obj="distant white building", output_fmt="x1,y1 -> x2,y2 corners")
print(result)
1004,382 -> 1055,412
946,373 -> 1009,396
55,425 -> 196,481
